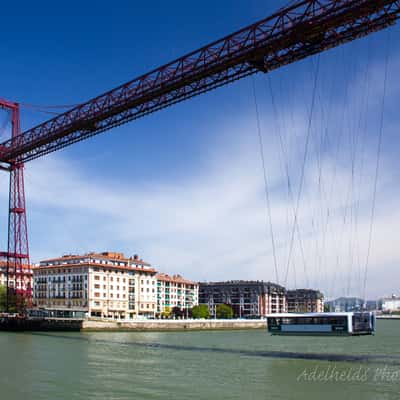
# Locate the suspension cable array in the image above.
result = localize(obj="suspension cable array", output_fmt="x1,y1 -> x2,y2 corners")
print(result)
0,0 -> 399,307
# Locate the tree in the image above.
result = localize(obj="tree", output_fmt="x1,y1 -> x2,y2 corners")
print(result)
0,285 -> 26,314
297,305 -> 309,313
161,306 -> 172,319
172,307 -> 184,318
216,304 -> 234,319
0,285 -> 7,312
191,304 -> 210,319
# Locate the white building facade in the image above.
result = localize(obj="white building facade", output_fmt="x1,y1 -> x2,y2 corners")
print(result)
0,261 -> 33,297
381,295 -> 400,312
156,273 -> 199,315
33,252 -> 157,319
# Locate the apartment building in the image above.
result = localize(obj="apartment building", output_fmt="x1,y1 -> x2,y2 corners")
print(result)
325,297 -> 364,312
156,273 -> 198,315
381,295 -> 400,312
286,289 -> 324,313
199,281 -> 286,318
33,251 -> 157,319
0,260 -> 33,296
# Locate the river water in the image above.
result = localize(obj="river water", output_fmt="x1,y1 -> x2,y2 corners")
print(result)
0,320 -> 399,400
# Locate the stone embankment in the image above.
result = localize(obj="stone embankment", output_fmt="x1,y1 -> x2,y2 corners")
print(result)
0,317 -> 266,332
0,317 -> 83,331
83,319 -> 266,331
376,315 -> 400,320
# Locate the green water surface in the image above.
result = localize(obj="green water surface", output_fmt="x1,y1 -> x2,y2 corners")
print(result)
0,320 -> 399,400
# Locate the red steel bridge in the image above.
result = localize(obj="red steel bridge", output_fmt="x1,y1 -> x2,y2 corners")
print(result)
1,0 -> 399,305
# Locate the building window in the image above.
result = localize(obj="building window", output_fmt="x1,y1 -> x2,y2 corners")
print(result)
94,276 -> 100,280
94,292 -> 100,297
94,284 -> 100,289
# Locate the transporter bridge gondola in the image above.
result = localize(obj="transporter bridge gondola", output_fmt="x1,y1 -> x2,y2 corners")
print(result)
266,312 -> 376,336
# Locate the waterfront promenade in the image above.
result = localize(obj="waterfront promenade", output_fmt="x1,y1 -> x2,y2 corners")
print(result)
83,318 -> 265,331
0,316 -> 265,332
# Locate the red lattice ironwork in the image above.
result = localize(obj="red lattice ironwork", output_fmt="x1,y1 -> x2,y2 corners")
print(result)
0,99 -> 31,310
0,0 -> 398,165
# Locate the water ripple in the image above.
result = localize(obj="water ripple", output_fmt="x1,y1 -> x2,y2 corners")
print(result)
28,332 -> 400,366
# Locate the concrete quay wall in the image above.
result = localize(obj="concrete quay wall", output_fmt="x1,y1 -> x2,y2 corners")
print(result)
83,319 -> 266,331
377,315 -> 400,320
0,317 -> 83,331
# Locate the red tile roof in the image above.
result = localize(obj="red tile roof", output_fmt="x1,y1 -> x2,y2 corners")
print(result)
39,251 -> 151,267
33,262 -> 157,274
155,272 -> 196,285
0,260 -> 33,271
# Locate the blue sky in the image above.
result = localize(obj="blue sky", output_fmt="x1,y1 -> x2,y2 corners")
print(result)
0,0 -> 399,299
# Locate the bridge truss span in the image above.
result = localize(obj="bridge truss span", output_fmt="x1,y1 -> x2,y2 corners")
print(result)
0,0 -> 399,164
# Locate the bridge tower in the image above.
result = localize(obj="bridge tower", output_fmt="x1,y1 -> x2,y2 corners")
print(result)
0,99 -> 31,311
